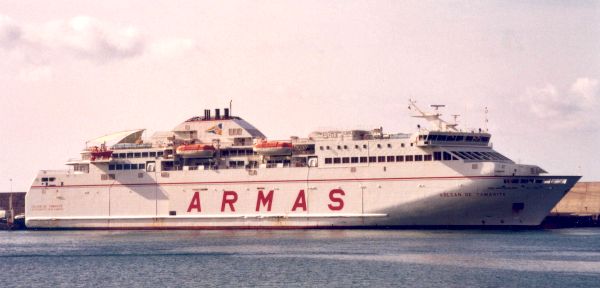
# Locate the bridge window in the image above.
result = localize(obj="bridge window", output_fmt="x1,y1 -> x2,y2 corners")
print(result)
142,152 -> 149,157
113,154 -> 119,159
334,158 -> 341,164
387,156 -> 395,162
139,163 -> 145,170
342,157 -> 350,164
369,156 -> 377,163
116,164 -> 123,170
434,152 -> 442,161
378,156 -> 386,162
149,152 -> 157,157
351,157 -> 359,163
451,152 -> 465,160
424,155 -> 432,161
396,156 -> 404,162
415,155 -> 423,161
109,165 -> 115,170
127,153 -> 133,158
360,157 -> 367,163
405,155 -> 413,161
325,158 -> 332,164
442,152 -> 450,160
124,164 -> 131,170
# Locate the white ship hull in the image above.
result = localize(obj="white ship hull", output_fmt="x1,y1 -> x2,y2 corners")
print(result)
25,163 -> 579,229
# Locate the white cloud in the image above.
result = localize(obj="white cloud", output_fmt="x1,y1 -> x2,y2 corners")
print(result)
31,15 -> 147,61
520,78 -> 600,130
0,13 -> 198,82
570,78 -> 599,106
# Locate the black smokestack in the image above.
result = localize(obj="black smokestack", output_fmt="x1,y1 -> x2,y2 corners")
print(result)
224,108 -> 229,118
215,109 -> 220,119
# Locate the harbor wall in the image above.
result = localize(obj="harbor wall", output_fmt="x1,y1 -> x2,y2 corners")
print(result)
541,182 -> 600,227
0,192 -> 25,216
549,182 -> 600,217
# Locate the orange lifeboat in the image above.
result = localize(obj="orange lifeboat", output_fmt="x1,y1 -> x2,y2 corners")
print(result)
90,145 -> 113,161
253,142 -> 293,156
176,144 -> 216,158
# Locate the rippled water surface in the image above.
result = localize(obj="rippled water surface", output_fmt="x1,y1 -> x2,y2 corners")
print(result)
0,228 -> 599,287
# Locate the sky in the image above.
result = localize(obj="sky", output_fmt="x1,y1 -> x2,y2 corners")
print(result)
1,1 -> 599,191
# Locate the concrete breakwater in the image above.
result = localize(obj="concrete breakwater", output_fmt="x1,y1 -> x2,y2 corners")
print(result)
2,183 -> 599,228
541,182 -> 600,228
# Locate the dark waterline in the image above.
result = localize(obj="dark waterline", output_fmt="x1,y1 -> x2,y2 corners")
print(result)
1,228 -> 599,287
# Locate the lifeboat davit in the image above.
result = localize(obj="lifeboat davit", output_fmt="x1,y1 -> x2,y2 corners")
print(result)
176,145 -> 216,158
253,142 -> 293,156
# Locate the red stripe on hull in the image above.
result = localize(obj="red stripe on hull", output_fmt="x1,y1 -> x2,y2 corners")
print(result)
31,175 -> 519,189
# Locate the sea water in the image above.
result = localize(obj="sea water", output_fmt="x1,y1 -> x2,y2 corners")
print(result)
0,228 -> 599,287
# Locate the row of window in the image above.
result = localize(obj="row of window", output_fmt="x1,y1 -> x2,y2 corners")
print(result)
450,151 -> 510,161
74,165 -> 88,172
504,179 -> 567,184
221,149 -> 257,156
324,152 -> 458,164
113,151 -> 164,159
229,128 -> 243,135
320,143 -> 406,151
421,134 -> 490,143
108,163 -> 147,170
112,149 -> 262,159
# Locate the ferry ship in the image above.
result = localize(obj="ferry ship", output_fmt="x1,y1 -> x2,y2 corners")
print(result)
25,102 -> 580,229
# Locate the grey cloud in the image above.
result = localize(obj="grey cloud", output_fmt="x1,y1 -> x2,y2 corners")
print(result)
0,15 -> 23,49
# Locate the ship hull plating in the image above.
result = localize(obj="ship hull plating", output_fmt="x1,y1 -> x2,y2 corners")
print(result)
25,165 -> 579,229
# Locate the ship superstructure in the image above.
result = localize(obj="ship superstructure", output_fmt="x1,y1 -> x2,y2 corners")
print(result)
25,104 -> 580,229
